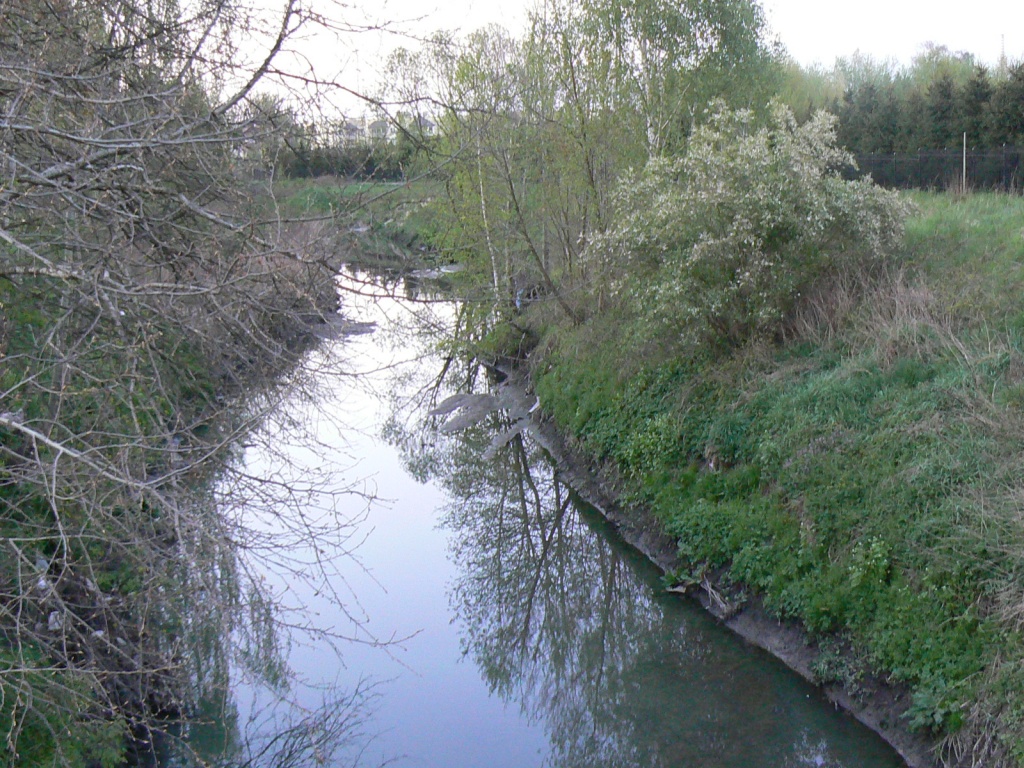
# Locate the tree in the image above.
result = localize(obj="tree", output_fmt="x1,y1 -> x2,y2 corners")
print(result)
777,60 -> 843,124
835,81 -> 900,154
907,43 -> 976,89
0,1 -> 371,764
989,63 -> 1024,147
587,102 -> 909,350
961,65 -> 994,149
893,84 -> 929,153
927,72 -> 961,149
387,0 -> 781,328
572,0 -> 781,156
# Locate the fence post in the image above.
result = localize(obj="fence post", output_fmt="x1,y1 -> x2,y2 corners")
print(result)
1003,144 -> 1008,191
962,133 -> 967,192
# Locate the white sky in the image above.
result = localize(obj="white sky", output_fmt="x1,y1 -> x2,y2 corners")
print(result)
274,0 -> 1024,112
760,0 -> 1024,68
340,0 -> 1024,68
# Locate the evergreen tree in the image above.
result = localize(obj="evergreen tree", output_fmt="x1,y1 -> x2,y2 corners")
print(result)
894,86 -> 929,153
835,87 -> 866,152
989,63 -> 1024,146
927,72 -> 961,149
868,83 -> 900,153
961,65 -> 994,149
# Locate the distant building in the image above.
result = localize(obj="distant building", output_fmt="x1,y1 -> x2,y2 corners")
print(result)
333,114 -> 437,145
414,116 -> 437,136
368,119 -> 392,141
338,120 -> 365,146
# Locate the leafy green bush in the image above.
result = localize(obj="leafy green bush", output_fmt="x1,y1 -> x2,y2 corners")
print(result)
1,648 -> 127,768
590,102 -> 910,349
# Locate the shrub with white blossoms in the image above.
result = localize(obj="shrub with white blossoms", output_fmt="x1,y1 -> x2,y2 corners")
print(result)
590,101 -> 910,348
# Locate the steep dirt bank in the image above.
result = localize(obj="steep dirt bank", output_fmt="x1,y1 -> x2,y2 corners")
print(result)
492,365 -> 940,768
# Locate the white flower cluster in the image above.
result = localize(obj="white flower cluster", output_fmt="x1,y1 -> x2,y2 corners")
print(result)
587,101 -> 910,348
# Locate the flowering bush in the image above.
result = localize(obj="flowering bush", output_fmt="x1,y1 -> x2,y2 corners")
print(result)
590,102 -> 910,348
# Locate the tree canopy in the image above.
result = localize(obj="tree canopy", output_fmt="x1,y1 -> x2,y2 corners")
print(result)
383,0 -> 782,326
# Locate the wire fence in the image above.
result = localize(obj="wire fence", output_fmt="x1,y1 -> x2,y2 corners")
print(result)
849,146 -> 1024,192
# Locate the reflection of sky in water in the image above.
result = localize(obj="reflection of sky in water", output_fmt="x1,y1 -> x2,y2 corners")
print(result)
216,270 -> 906,768
220,271 -> 550,768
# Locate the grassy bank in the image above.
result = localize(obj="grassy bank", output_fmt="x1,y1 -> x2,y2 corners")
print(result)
518,192 -> 1024,767
272,177 -> 442,268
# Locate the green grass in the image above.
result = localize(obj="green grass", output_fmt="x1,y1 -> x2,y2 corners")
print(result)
272,177 -> 407,217
903,190 -> 1024,320
527,191 -> 1024,765
271,177 -> 443,264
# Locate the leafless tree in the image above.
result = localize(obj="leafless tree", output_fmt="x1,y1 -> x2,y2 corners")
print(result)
0,1 -> 383,764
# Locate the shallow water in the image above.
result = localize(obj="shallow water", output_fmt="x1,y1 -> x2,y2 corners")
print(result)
199,271 -> 907,768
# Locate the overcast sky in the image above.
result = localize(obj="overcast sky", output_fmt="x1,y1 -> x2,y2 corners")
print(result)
280,0 -> 1024,112
347,0 -> 1024,67
761,0 -> 1023,68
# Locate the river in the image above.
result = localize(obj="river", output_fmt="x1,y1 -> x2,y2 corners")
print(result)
190,269 -> 908,768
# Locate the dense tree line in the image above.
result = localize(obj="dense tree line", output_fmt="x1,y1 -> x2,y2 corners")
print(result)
281,142 -> 406,180
383,0 -> 783,322
279,137 -> 417,181
258,108 -> 432,181
790,47 -> 1024,154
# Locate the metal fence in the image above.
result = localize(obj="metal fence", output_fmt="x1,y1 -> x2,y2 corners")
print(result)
849,146 -> 1024,192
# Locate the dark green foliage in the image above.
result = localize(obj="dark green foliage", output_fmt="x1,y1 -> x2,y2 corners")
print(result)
927,73 -> 961,149
796,49 -> 1024,164
0,648 -> 127,768
836,82 -> 900,153
962,66 -> 994,149
280,140 -> 417,181
989,64 -> 1024,147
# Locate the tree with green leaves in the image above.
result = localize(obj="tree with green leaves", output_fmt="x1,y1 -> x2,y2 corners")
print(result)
387,0 -> 781,329
961,65 -> 994,149
989,63 -> 1024,147
587,102 -> 908,350
927,72 -> 961,149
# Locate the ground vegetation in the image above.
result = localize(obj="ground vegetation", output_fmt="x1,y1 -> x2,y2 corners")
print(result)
523,187 -> 1024,768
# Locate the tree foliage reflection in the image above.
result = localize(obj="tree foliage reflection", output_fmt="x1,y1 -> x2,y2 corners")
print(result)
387,381 -> 901,768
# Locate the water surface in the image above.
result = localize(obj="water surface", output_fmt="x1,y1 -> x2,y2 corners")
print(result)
212,271 -> 907,768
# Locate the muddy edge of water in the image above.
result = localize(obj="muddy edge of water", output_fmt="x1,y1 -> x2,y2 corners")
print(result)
494,366 -> 940,768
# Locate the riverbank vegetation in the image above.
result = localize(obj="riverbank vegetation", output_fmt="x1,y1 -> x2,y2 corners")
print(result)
0,2 -> 362,765
379,1 -> 1024,765
525,189 -> 1024,766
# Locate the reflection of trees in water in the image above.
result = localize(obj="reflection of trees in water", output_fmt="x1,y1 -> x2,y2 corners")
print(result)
389,387 -> 880,768
152,681 -> 375,768
148,311 -> 418,768
437,420 -> 711,767
129,467 -> 379,768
